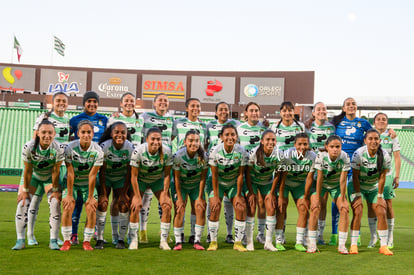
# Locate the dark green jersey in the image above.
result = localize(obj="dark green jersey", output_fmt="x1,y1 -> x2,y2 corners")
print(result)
172,147 -> 208,189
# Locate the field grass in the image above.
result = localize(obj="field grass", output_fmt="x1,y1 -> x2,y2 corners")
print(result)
1,176 -> 413,275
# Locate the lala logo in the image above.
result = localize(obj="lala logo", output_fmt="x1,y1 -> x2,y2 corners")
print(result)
205,80 -> 222,96
48,72 -> 80,95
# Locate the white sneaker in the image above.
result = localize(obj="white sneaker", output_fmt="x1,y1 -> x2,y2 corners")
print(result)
129,240 -> 138,250
159,241 -> 171,250
264,242 -> 278,251
246,241 -> 255,251
256,234 -> 265,244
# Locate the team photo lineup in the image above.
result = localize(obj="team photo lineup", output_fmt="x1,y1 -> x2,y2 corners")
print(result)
12,90 -> 401,257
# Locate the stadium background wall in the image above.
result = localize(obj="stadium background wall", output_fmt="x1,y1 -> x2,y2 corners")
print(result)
0,63 -> 314,120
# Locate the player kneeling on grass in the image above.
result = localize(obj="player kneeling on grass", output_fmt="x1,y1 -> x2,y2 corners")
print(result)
60,120 -> 104,251
348,129 -> 393,256
130,127 -> 173,250
95,122 -> 136,249
277,133 -> 316,252
172,129 -> 209,251
13,120 -> 64,250
245,130 -> 284,251
306,135 -> 350,254
207,124 -> 249,252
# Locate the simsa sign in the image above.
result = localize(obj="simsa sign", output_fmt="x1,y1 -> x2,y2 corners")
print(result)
142,74 -> 186,102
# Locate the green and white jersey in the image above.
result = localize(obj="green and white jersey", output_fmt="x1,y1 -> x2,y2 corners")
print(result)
172,117 -> 207,150
271,121 -> 305,151
172,147 -> 209,189
130,143 -> 173,185
22,139 -> 65,182
100,139 -> 134,182
306,121 -> 335,152
206,119 -> 241,152
65,140 -> 104,186
140,111 -> 174,148
314,151 -> 350,189
379,130 -> 400,176
108,113 -> 143,147
248,145 -> 284,185
237,121 -> 267,152
33,112 -> 70,144
208,143 -> 248,187
351,145 -> 392,191
283,147 -> 316,187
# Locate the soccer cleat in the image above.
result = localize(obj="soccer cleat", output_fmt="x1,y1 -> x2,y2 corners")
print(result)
94,240 -> 104,250
193,242 -> 205,250
60,240 -> 71,251
57,238 -> 64,246
116,240 -> 126,249
83,241 -> 93,251
12,239 -> 26,250
206,234 -> 211,243
173,243 -> 182,251
207,241 -> 218,251
225,235 -> 234,244
357,235 -> 361,246
49,239 -> 60,250
276,243 -> 286,251
379,245 -> 393,256
139,230 -> 148,244
264,242 -> 278,252
159,241 -> 171,250
246,242 -> 255,251
306,244 -> 319,253
367,236 -> 378,248
233,241 -> 248,252
295,244 -> 307,252
188,235 -> 195,244
349,244 -> 358,254
338,245 -> 349,255
318,238 -> 326,245
256,234 -> 265,244
129,240 -> 138,250
28,237 -> 38,246
388,242 -> 394,249
329,234 -> 338,246
71,234 -> 79,245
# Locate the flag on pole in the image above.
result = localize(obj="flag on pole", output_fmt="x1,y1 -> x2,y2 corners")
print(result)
14,36 -> 22,62
54,36 -> 65,56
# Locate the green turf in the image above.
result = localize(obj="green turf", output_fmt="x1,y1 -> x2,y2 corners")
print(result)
1,176 -> 413,274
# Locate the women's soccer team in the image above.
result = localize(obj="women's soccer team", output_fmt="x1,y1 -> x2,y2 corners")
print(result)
12,91 -> 400,256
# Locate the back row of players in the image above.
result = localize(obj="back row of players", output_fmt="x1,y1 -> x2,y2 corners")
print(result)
13,91 -> 399,256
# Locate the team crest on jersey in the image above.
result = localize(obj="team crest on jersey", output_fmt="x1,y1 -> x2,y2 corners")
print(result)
357,122 -> 361,128
98,120 -> 103,126
88,154 -> 96,162
122,153 -> 127,160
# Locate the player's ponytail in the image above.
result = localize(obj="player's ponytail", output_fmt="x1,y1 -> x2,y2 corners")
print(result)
146,127 -> 164,164
99,121 -> 130,145
32,120 -> 55,155
256,130 -> 275,167
332,98 -> 355,126
377,144 -> 384,172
